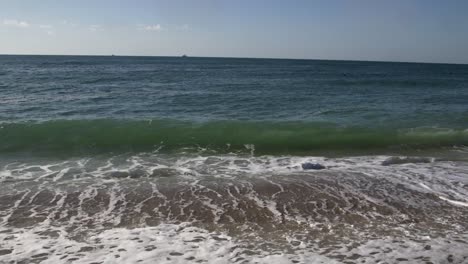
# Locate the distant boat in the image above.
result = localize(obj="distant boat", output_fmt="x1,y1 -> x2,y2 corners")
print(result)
111,54 -> 116,57
181,54 -> 188,58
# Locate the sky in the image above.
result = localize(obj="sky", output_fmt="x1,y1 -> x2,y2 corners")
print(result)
1,0 -> 468,64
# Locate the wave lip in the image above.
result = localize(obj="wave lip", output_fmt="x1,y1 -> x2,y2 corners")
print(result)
0,119 -> 467,156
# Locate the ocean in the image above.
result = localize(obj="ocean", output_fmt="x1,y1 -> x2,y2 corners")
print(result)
0,55 -> 467,263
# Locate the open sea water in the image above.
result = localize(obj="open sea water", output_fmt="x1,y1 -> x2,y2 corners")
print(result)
1,55 -> 468,263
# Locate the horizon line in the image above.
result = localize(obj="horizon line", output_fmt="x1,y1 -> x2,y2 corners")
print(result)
0,53 -> 466,66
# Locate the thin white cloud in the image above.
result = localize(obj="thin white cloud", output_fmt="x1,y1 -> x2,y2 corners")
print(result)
3,19 -> 30,28
138,24 -> 162,31
61,20 -> 78,27
39,24 -> 53,29
176,24 -> 190,31
89,25 -> 103,32
39,25 -> 55,35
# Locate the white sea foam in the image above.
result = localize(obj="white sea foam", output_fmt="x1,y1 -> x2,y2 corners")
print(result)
1,153 -> 468,263
0,224 -> 467,263
2,154 -> 467,203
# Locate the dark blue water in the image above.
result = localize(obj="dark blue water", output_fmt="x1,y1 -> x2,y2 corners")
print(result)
2,55 -> 468,125
1,55 -> 468,155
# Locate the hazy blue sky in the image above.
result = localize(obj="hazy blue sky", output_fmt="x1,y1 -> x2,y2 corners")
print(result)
1,0 -> 467,63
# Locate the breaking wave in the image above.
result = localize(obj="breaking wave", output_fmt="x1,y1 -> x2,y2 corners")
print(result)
0,119 -> 467,156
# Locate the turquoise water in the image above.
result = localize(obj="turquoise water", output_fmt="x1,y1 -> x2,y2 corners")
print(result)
1,119 -> 467,156
1,55 -> 468,156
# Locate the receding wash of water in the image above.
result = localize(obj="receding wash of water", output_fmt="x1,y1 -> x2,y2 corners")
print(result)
1,55 -> 468,263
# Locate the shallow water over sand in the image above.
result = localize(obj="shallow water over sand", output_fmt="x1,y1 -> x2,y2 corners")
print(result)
1,154 -> 467,263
